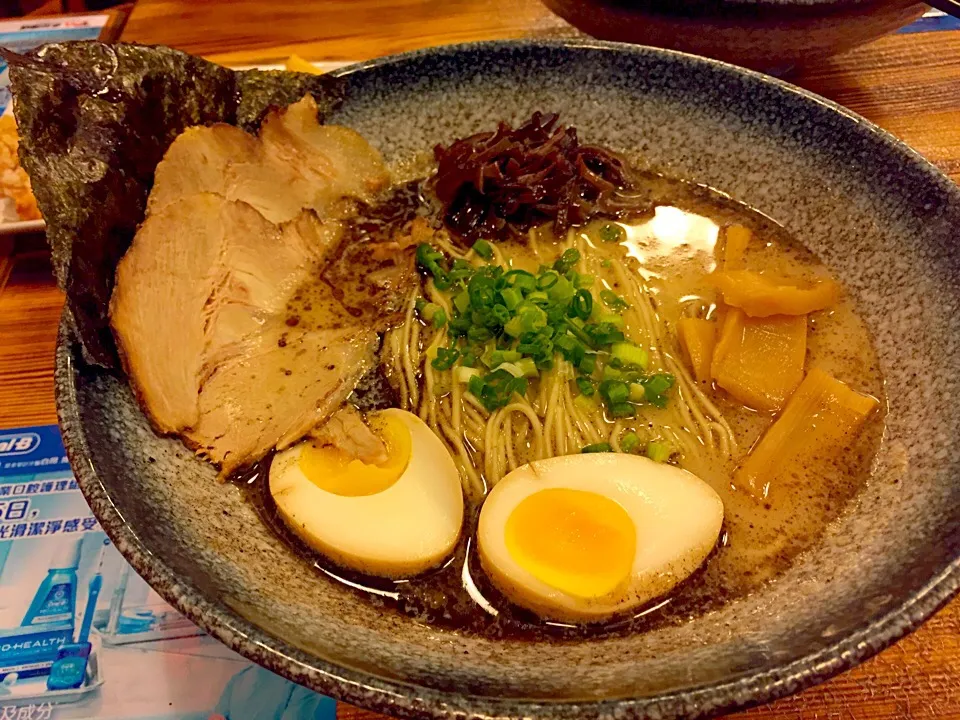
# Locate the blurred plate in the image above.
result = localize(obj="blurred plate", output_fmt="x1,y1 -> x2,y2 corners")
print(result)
0,218 -> 43,235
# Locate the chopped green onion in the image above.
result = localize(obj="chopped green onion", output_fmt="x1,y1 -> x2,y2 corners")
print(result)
453,290 -> 471,314
607,383 -> 629,405
620,432 -> 640,454
443,259 -> 475,291
516,331 -> 545,355
490,350 -> 522,366
496,362 -> 524,378
576,377 -> 596,397
578,353 -> 597,375
547,275 -> 575,304
585,321 -> 625,346
489,304 -> 510,325
450,257 -> 475,277
460,349 -> 479,368
467,369 -> 529,411
553,248 -> 581,274
600,289 -> 629,312
571,289 -> 593,320
526,291 -> 550,306
467,326 -> 493,342
581,442 -> 612,454
537,271 -> 559,290
646,440 -> 673,463
431,346 -> 460,371
593,312 -> 625,327
611,342 -> 649,370
600,379 -> 629,405
601,259 -> 613,268
515,357 -> 539,378
447,316 -> 470,338
574,393 -> 598,412
555,334 -> 585,365
609,402 -> 636,419
416,243 -> 449,284
500,286 -> 523,310
546,305 -> 568,327
471,239 -> 494,260
602,365 -> 623,380
416,301 -> 442,324
598,223 -> 625,244
503,316 -> 524,338
468,273 -> 497,308
555,334 -> 577,355
468,372 -> 483,390
562,318 -> 595,348
639,373 -> 676,409
455,366 -> 481,383
535,355 -> 555,371
519,305 -> 548,332
519,342 -> 555,370
413,247 -> 669,414
480,340 -> 499,368
504,269 -> 536,293
415,243 -> 441,267
515,277 -> 537,293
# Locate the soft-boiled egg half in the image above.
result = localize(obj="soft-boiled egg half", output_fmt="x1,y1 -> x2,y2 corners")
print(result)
269,408 -> 464,578
478,454 -> 723,622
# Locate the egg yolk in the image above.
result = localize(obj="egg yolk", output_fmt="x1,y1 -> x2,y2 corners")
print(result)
299,414 -> 411,496
504,488 -> 636,599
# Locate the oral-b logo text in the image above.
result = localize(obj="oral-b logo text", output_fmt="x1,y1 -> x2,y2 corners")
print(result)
0,434 -> 40,456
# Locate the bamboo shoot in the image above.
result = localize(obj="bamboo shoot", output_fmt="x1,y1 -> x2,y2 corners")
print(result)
723,225 -> 751,270
711,308 -> 806,411
678,317 -> 716,384
735,367 -> 880,500
712,270 -> 839,317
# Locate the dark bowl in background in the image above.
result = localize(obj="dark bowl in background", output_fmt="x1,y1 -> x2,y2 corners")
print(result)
540,0 -> 929,71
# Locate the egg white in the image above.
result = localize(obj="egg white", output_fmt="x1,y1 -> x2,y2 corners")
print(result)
477,453 -> 724,622
269,408 -> 464,578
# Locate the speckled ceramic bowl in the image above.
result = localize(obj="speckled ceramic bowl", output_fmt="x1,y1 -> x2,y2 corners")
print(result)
56,41 -> 960,720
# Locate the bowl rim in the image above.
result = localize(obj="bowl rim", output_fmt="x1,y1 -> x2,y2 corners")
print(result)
57,37 -> 960,720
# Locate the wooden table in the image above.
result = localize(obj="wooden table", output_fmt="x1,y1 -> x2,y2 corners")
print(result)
1,1 -> 958,718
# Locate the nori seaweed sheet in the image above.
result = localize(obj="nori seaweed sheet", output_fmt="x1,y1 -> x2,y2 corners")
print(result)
4,42 -> 346,367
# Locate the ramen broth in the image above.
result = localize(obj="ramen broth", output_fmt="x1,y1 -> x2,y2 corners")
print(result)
240,175 -> 885,638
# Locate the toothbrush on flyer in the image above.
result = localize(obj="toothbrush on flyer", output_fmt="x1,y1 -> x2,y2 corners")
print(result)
77,539 -> 109,645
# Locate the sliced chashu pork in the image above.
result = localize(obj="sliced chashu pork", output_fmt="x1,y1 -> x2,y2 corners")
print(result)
111,95 -> 411,474
310,405 -> 388,465
193,318 -> 377,471
148,96 -> 387,223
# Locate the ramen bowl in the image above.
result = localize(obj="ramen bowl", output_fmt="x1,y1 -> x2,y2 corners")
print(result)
57,40 -> 960,720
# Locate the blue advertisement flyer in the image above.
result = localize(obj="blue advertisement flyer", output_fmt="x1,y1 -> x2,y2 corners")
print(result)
0,426 -> 336,720
900,8 -> 960,33
0,15 -> 110,116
